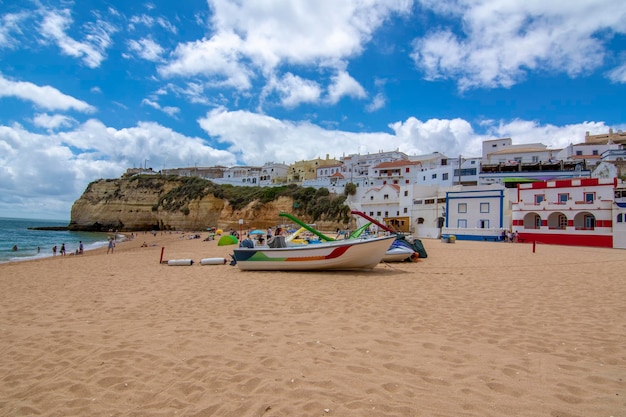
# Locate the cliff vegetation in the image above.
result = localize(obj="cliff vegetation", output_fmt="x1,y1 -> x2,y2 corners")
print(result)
69,175 -> 353,231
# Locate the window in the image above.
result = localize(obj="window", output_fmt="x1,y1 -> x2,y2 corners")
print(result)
432,173 -> 437,179
370,196 -> 374,200
385,211 -> 389,216
514,157 -> 522,163
584,192 -> 595,203
417,217 -> 425,224
576,150 -> 583,156
406,167 -> 410,173
377,211 -> 381,216
618,213 -> 623,223
458,219 -> 467,228
585,214 -> 595,229
592,150 -> 598,156
479,219 -> 489,228
558,193 -> 569,204
383,194 -> 389,200
532,156 -> 539,163
403,207 -> 408,213
458,203 -> 467,213
404,190 -> 408,196
443,173 -> 448,180
480,202 -> 489,213
535,216 -> 542,228
558,214 -> 567,229
535,194 -> 545,204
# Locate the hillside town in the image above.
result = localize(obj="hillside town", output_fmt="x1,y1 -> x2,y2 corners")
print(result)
127,129 -> 626,249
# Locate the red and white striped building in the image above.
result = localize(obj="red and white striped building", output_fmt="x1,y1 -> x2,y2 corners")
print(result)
512,178 -> 625,248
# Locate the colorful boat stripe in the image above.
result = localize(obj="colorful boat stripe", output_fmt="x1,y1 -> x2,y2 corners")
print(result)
242,245 -> 351,262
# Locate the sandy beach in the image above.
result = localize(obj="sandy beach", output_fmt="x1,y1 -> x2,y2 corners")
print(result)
0,233 -> 624,417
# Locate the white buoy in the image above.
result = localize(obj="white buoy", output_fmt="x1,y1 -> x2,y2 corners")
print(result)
200,257 -> 228,265
167,259 -> 194,266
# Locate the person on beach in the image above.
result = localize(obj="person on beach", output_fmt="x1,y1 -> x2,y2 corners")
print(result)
60,243 -> 66,256
107,238 -> 115,254
79,241 -> 84,254
52,245 -> 57,256
12,245 -> 18,251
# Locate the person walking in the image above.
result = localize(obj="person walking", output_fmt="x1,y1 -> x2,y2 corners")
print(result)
107,238 -> 115,254
60,243 -> 66,256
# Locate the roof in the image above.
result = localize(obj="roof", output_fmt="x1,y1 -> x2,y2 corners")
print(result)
488,146 -> 554,155
364,183 -> 401,194
330,172 -> 344,178
374,160 -> 422,169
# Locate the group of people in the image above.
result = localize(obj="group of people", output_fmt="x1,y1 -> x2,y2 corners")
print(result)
50,241 -> 85,256
502,230 -> 519,242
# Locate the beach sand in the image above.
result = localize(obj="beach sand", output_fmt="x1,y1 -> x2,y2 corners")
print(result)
0,233 -> 624,416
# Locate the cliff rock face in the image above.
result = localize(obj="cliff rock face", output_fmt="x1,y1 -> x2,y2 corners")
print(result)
68,177 -> 299,231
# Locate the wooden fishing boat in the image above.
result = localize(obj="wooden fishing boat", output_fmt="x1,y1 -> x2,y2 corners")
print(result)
230,235 -> 395,271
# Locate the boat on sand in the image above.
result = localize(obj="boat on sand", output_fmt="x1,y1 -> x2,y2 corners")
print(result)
230,235 -> 396,271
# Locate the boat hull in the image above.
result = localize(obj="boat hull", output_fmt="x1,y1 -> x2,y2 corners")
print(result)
382,246 -> 415,262
232,235 -> 395,271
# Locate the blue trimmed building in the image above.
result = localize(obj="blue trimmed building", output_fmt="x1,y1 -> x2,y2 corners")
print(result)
442,187 -> 508,241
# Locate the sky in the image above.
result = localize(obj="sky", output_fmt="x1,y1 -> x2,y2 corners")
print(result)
1,0 -> 625,220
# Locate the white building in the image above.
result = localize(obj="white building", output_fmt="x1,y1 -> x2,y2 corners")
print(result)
259,162 -> 289,186
512,178 -> 620,248
442,186 -> 507,241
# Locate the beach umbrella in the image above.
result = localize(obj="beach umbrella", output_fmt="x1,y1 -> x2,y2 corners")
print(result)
217,235 -> 238,246
249,229 -> 265,235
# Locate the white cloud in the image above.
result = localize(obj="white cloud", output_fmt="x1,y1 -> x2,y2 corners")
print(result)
0,11 -> 27,49
129,14 -> 177,33
141,98 -> 180,117
366,93 -> 386,112
390,117 -> 480,156
412,0 -> 626,90
262,73 -> 322,108
33,113 -> 77,130
0,119 -> 237,218
127,37 -> 165,62
160,1 -> 412,100
327,70 -> 367,104
198,108 -> 390,164
158,32 -> 253,90
607,62 -> 626,83
39,8 -> 116,68
0,74 -> 96,113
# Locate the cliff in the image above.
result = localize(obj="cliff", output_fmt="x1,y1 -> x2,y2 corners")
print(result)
68,176 -> 338,232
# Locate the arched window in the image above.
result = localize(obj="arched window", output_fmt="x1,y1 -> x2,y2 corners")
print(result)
523,213 -> 541,229
574,212 -> 595,230
548,212 -> 567,229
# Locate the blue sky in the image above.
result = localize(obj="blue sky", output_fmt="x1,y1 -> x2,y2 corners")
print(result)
1,0 -> 625,220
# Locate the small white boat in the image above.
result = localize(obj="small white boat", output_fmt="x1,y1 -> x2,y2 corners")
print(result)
231,235 -> 396,271
382,246 -> 415,262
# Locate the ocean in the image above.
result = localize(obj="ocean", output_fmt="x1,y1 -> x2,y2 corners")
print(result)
0,217 -> 111,263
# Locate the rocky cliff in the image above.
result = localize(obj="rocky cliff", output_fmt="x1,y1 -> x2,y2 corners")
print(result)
68,176 -> 339,232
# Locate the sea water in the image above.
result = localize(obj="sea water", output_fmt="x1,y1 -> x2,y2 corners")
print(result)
0,217 -> 111,263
